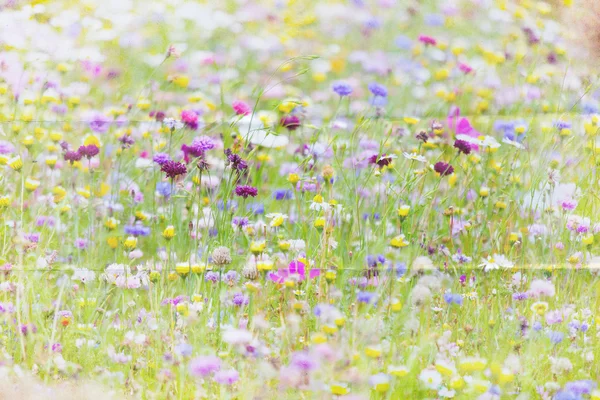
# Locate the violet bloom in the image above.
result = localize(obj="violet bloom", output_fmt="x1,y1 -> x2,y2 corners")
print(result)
0,140 -> 15,155
454,139 -> 472,155
205,272 -> 219,283
268,260 -> 320,283
418,34 -> 437,46
161,161 -> 187,179
214,369 -> 239,385
290,352 -> 319,371
225,149 -> 248,172
89,113 -> 111,133
280,115 -> 301,131
64,150 -> 82,164
232,292 -> 249,307
153,153 -> 170,165
189,356 -> 221,377
434,161 -> 454,176
234,185 -> 258,199
74,238 -> 88,250
78,145 -> 99,159
181,110 -> 199,130
368,82 -> 388,97
332,81 -> 353,97
232,100 -> 252,116
181,136 -> 216,162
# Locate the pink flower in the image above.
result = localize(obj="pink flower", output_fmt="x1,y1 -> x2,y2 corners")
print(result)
418,35 -> 437,46
459,63 -> 473,74
447,107 -> 481,143
232,100 -> 252,116
268,260 -> 320,283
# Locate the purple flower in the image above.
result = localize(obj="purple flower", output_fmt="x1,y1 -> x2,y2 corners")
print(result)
434,161 -> 454,176
547,330 -> 564,344
332,81 -> 353,97
225,149 -> 248,172
232,292 -> 249,307
175,343 -> 193,357
0,140 -> 15,155
124,224 -> 151,237
368,82 -> 388,97
153,153 -> 170,165
213,369 -> 239,385
74,238 -> 88,250
290,352 -> 319,371
64,150 -> 82,164
235,185 -> 258,199
89,113 -> 111,133
78,145 -> 100,159
161,161 -> 187,179
205,272 -> 219,283
182,136 -> 216,161
51,343 -> 62,353
280,115 -> 301,131
189,356 -> 221,377
453,139 -> 472,155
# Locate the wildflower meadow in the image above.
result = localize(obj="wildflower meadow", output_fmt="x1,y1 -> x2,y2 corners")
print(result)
1,0 -> 600,398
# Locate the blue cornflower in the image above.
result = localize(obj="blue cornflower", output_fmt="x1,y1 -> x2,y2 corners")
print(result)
246,202 -> 264,215
443,293 -> 463,306
272,189 -> 294,200
548,330 -> 564,344
532,321 -> 543,332
357,291 -> 377,304
332,81 -> 353,97
368,82 -> 388,98
156,181 -> 172,197
124,224 -> 151,237
395,35 -> 413,50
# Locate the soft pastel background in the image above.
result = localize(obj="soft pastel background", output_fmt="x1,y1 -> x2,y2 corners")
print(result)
0,0 -> 599,399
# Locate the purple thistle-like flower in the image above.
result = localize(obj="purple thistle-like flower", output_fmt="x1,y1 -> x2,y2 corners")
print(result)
214,369 -> 239,385
78,145 -> 100,159
153,153 -> 170,165
235,185 -> 258,199
182,136 -> 216,161
332,81 -> 353,97
368,153 -> 393,168
280,115 -> 301,131
434,161 -> 454,176
368,82 -> 388,97
64,150 -> 82,164
161,161 -> 187,179
189,356 -> 221,377
225,149 -> 248,172
453,139 -> 472,155
205,272 -> 219,283
89,113 -> 111,133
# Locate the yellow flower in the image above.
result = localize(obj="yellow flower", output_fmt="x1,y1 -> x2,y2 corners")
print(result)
314,217 -> 326,230
390,234 -> 408,248
8,156 -> 22,171
479,187 -> 490,197
250,241 -> 266,255
25,178 -> 40,192
325,270 -> 336,282
49,131 -> 63,142
583,233 -> 594,246
105,218 -> 119,230
287,173 -> 300,184
531,301 -> 548,315
388,365 -> 409,377
459,357 -> 487,373
172,75 -> 190,88
123,236 -> 137,250
162,225 -> 176,240
45,156 -> 58,168
397,205 -> 410,217
191,263 -> 207,274
0,196 -> 10,208
391,298 -> 402,312
21,136 -> 34,148
175,263 -> 190,276
330,383 -> 349,396
107,237 -> 119,249
403,117 -> 419,125
278,240 -> 291,251
365,345 -> 382,358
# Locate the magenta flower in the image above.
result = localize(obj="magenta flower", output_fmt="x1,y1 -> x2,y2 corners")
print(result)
78,144 -> 100,159
234,185 -> 258,198
280,115 -> 301,131
447,106 -> 481,141
418,35 -> 437,46
268,260 -> 320,283
181,110 -> 199,130
89,113 -> 111,133
189,356 -> 221,377
161,160 -> 187,179
232,100 -> 252,116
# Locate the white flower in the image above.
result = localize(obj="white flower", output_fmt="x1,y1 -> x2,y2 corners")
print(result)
419,368 -> 442,389
456,134 -> 501,149
163,118 -> 184,130
403,152 -> 427,162
502,137 -> 524,149
244,130 -> 289,148
72,268 -> 96,283
439,387 -> 456,398
480,254 -> 513,271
